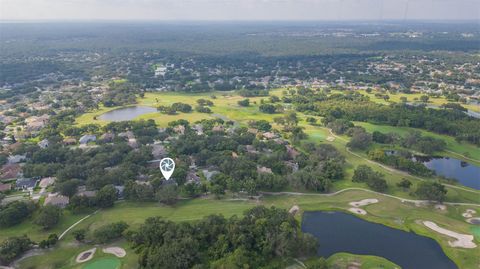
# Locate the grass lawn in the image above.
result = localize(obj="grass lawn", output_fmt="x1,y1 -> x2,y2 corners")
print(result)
326,252 -> 400,269
71,198 -> 258,233
18,240 -> 137,269
0,210 -> 91,242
19,191 -> 479,269
356,89 -> 480,113
355,121 -> 480,162
262,191 -> 480,269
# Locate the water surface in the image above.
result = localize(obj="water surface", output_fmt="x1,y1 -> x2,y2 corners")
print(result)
302,211 -> 457,269
415,156 -> 480,190
99,106 -> 156,121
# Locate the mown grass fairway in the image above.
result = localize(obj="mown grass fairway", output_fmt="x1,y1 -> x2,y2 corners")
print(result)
356,89 -> 480,113
17,190 -> 480,269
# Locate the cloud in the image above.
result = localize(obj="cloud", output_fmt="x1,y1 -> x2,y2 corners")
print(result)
1,0 -> 479,21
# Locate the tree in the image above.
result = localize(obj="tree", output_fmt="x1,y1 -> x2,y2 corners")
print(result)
55,179 -> 81,197
347,129 -> 372,150
0,236 -> 32,264
39,234 -> 58,249
397,178 -> 412,190
93,221 -> 129,244
95,184 -> 117,208
259,104 -> 276,114
171,102 -> 192,113
237,99 -> 250,107
156,185 -> 178,205
0,201 -> 35,228
72,229 -> 87,242
415,182 -> 447,203
352,165 -> 388,192
420,95 -> 429,103
34,206 -> 62,230
195,106 -> 212,113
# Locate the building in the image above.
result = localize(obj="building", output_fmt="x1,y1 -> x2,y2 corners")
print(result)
0,183 -> 12,192
7,154 -> 26,164
44,194 -> 70,208
0,163 -> 22,180
37,139 -> 49,149
100,133 -> 115,143
79,135 -> 96,144
16,178 -> 37,191
39,177 -> 56,188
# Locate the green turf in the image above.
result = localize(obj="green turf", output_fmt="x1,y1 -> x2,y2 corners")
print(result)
325,252 -> 400,269
83,258 -> 121,269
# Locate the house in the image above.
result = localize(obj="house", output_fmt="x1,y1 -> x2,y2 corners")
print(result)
44,194 -> 69,208
63,137 -> 77,145
192,124 -> 204,135
0,183 -> 12,192
77,186 -> 97,197
202,169 -> 219,181
262,132 -> 278,140
39,177 -> 55,188
286,145 -> 300,159
246,145 -> 258,154
7,154 -> 26,164
151,144 -> 167,159
114,185 -> 125,198
173,125 -> 185,135
128,138 -> 138,148
186,171 -> 200,183
79,135 -> 96,144
0,164 -> 22,180
37,139 -> 49,149
16,178 -> 37,191
100,133 -> 115,142
25,115 -> 49,132
284,161 -> 299,172
118,131 -> 135,140
257,166 -> 273,174
212,125 -> 225,132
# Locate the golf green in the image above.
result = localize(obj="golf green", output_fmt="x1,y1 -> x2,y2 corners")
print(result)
470,226 -> 480,240
83,257 -> 121,269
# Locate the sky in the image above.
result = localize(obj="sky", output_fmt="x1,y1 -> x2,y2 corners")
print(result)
1,0 -> 479,21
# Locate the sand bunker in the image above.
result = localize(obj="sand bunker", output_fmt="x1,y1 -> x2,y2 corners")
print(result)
76,248 -> 96,263
423,221 -> 477,249
434,204 -> 447,211
289,205 -> 300,215
466,217 -> 480,225
326,136 -> 335,142
462,209 -> 476,218
349,208 -> 367,215
349,199 -> 379,207
103,247 -> 126,258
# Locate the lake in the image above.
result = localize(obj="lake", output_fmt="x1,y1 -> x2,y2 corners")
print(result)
414,156 -> 480,190
302,211 -> 457,269
98,106 -> 157,121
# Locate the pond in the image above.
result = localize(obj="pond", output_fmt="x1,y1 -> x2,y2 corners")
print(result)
414,156 -> 480,190
302,211 -> 457,269
99,106 -> 157,121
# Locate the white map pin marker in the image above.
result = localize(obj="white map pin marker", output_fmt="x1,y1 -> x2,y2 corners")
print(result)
159,158 -> 175,180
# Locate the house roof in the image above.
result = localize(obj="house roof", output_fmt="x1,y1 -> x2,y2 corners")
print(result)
44,194 -> 69,207
0,163 -> 22,180
16,178 -> 37,189
0,183 -> 11,192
